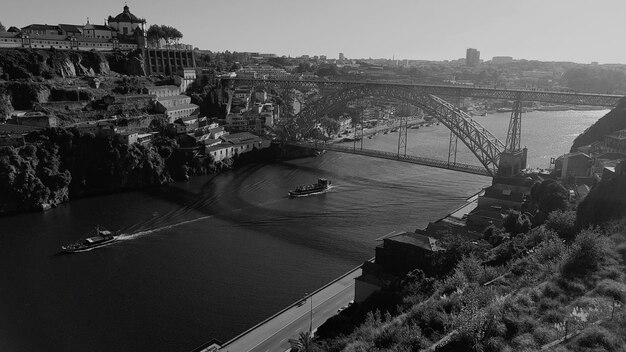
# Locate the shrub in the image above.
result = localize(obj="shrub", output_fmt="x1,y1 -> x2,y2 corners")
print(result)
569,325 -> 621,352
595,279 -> 626,303
561,229 -> 619,281
509,332 -> 538,349
502,210 -> 532,236
545,210 -> 578,241
532,326 -> 558,344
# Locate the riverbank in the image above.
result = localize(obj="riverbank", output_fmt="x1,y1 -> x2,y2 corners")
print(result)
0,135 -> 318,217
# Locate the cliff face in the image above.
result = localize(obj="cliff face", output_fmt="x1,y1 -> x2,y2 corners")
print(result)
0,48 -> 110,79
570,98 -> 626,151
105,49 -> 145,76
0,82 -> 51,111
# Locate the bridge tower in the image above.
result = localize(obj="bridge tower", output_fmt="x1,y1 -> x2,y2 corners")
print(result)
505,100 -> 522,151
499,98 -> 528,176
397,115 -> 408,158
448,130 -> 458,166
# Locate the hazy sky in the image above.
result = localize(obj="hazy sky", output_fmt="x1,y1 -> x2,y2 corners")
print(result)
2,0 -> 625,63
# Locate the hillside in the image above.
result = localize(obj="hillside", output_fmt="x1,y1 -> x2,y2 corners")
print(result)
571,98 -> 626,151
302,174 -> 626,352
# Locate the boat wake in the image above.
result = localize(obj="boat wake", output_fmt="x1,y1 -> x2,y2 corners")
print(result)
116,214 -> 216,241
117,197 -> 284,241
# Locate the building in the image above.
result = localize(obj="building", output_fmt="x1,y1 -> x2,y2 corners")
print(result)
107,5 -> 146,39
145,85 -> 181,98
82,22 -> 115,39
117,131 -> 156,146
0,31 -> 137,51
205,132 -> 266,162
466,175 -> 535,231
492,56 -> 513,64
74,120 -> 118,136
604,129 -> 626,153
10,111 -> 57,128
20,24 -> 59,36
155,95 -> 192,111
559,152 -> 591,179
466,48 -> 480,67
163,104 -> 199,123
339,52 -> 345,61
355,231 -> 444,302
57,24 -> 83,37
176,68 -> 197,93
1,5 -> 196,76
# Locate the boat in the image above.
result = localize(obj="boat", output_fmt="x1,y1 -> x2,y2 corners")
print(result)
61,226 -> 118,253
289,178 -> 331,197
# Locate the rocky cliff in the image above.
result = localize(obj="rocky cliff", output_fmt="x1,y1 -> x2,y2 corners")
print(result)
571,98 -> 626,151
0,48 -> 110,80
106,49 -> 146,76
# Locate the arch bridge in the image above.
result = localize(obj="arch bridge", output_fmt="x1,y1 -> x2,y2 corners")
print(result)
222,78 -> 624,177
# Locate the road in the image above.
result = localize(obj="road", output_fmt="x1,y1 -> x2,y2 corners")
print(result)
219,268 -> 361,352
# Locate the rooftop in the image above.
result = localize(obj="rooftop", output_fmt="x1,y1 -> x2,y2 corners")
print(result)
165,103 -> 199,112
385,232 -> 444,251
58,24 -> 83,33
157,94 -> 191,101
220,132 -> 263,144
0,124 -> 42,134
22,24 -> 58,31
108,5 -> 145,24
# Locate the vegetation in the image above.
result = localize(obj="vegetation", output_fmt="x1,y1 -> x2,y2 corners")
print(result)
146,24 -> 183,48
0,21 -> 5,32
0,126 -> 249,214
308,174 -> 626,351
563,66 -> 626,94
0,143 -> 70,213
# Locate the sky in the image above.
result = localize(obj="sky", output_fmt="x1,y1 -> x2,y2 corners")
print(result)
2,0 -> 626,64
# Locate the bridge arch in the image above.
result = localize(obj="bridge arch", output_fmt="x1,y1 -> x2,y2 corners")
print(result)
286,84 -> 505,176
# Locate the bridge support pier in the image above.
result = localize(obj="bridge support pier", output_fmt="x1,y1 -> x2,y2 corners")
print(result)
397,116 -> 408,158
505,100 -> 522,152
448,130 -> 458,167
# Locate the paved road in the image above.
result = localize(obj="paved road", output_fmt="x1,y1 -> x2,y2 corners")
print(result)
219,268 -> 361,352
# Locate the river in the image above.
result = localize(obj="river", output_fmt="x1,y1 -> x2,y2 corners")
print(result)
0,109 -> 608,351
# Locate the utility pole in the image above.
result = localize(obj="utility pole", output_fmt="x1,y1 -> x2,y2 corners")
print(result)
304,292 -> 313,335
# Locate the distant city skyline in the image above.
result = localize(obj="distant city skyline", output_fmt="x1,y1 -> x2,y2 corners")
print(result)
2,0 -> 626,64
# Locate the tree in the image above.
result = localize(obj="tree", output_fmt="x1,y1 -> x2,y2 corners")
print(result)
289,331 -> 317,352
502,210 -> 532,236
0,21 -> 5,32
316,64 -> 338,77
530,179 -> 569,215
319,117 -> 339,137
146,24 -> 183,48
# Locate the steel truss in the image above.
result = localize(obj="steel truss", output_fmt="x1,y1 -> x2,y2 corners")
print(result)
284,85 -> 505,176
226,78 -> 624,107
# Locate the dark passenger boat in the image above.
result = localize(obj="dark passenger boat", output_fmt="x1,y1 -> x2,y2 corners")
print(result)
289,178 -> 331,197
61,226 -> 118,253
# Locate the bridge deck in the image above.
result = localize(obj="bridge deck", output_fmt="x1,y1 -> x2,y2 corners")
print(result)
290,142 -> 491,177
226,78 -> 624,107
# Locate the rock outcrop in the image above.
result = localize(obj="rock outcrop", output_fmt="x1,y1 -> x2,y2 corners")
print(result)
0,48 -> 113,79
571,98 -> 626,151
107,49 -> 145,76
